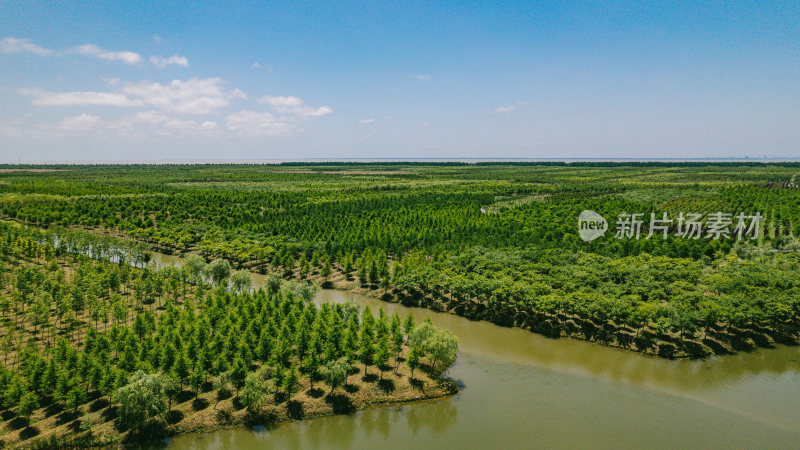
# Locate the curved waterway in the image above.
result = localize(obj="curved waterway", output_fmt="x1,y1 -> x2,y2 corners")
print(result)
150,254 -> 800,449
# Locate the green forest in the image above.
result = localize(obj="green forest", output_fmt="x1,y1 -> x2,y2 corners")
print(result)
0,220 -> 457,446
1,162 -> 799,444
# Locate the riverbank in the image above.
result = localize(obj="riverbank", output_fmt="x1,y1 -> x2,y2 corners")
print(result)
0,227 -> 460,449
292,269 -> 796,360
100,227 -> 797,360
14,364 -> 457,449
9,220 -> 797,361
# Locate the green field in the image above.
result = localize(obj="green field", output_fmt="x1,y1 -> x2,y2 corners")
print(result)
1,162 -> 800,444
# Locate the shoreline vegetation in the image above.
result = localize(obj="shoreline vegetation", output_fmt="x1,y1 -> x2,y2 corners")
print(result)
2,162 -> 800,445
0,222 -> 459,448
1,163 -> 799,362
26,222 -> 800,360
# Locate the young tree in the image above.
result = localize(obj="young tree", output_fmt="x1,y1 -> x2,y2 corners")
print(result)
66,385 -> 86,415
230,358 -> 247,396
264,273 -> 283,297
173,352 -> 190,390
240,366 -> 272,415
407,345 -> 421,380
391,329 -> 404,373
282,368 -> 299,398
321,259 -> 332,282
17,392 -> 39,424
425,329 -> 459,375
213,371 -> 232,409
230,270 -> 252,294
189,369 -> 204,399
203,259 -> 231,287
403,313 -> 415,339
375,338 -> 390,380
114,370 -> 176,430
303,351 -> 320,389
358,330 -> 374,376
183,255 -> 206,285
322,358 -> 349,394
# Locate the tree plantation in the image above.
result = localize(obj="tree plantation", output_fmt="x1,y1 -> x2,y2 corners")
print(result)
1,163 -> 798,359
1,162 -> 800,443
0,221 -> 457,447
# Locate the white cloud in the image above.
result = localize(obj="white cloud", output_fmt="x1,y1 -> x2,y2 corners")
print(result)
34,110 -> 224,140
6,106 -> 305,139
358,118 -> 375,125
258,95 -> 332,118
153,35 -> 163,43
51,114 -> 103,135
225,110 -> 290,136
412,74 -> 430,81
19,88 -> 143,107
115,110 -> 216,138
150,55 -> 188,68
21,78 -> 245,114
0,119 -> 24,137
121,77 -> 246,114
488,105 -> 516,114
252,62 -> 274,73
71,44 -> 142,64
1,37 -> 53,56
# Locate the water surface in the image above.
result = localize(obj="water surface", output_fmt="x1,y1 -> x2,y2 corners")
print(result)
152,255 -> 800,449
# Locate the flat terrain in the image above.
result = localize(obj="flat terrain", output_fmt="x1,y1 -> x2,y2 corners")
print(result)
2,162 -> 796,358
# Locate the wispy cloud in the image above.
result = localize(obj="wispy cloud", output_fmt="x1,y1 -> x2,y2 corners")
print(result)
412,74 -> 430,81
251,62 -> 274,73
150,55 -> 188,68
70,44 -> 142,64
21,77 -> 245,114
38,111 -> 223,139
258,95 -> 332,118
358,118 -> 375,125
121,77 -> 245,114
487,105 -> 516,114
19,88 -> 143,107
1,37 -> 53,56
13,74 -> 329,139
50,113 -> 103,135
225,110 -> 291,136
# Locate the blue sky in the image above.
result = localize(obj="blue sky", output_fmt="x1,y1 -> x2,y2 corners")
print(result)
1,1 -> 798,162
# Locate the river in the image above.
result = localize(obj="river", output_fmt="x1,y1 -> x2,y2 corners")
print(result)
149,254 -> 800,449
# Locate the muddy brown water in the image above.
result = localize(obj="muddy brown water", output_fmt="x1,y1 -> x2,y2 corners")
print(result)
150,253 -> 800,449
